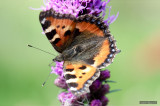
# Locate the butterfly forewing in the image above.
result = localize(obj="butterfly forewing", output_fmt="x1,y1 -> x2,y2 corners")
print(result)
39,9 -> 76,53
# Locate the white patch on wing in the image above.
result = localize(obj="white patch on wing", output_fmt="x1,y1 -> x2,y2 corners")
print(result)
66,79 -> 78,83
50,34 -> 60,42
91,64 -> 97,67
41,18 -> 46,24
82,67 -> 91,72
45,26 -> 55,33
64,71 -> 76,76
70,87 -> 77,91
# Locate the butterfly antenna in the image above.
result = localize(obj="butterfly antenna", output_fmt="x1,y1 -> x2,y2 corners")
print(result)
42,69 -> 53,87
28,44 -> 56,56
48,61 -> 54,67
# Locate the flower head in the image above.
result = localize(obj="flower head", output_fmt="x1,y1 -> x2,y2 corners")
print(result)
42,0 -> 85,17
41,0 -> 118,26
41,0 -> 119,105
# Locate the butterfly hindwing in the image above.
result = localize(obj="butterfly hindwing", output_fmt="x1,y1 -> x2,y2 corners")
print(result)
64,61 -> 100,96
39,9 -> 76,53
73,15 -> 120,69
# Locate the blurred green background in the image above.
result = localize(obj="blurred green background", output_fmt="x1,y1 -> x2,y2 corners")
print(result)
0,0 -> 160,106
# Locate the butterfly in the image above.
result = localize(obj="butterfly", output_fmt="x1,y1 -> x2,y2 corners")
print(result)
39,8 -> 120,96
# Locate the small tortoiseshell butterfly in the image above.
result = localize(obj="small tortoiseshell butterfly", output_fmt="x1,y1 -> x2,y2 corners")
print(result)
39,8 -> 120,96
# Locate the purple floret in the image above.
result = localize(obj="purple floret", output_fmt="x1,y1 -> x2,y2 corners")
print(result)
54,76 -> 68,89
89,79 -> 102,93
86,0 -> 108,16
98,70 -> 110,81
100,96 -> 109,106
51,61 -> 64,77
90,99 -> 102,106
58,92 -> 82,106
96,84 -> 110,98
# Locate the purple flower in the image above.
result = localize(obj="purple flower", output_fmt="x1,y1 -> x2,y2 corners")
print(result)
90,99 -> 102,106
42,0 -> 85,17
51,61 -> 63,77
98,70 -> 110,81
86,0 -> 108,16
96,84 -> 110,98
40,0 -> 118,25
89,79 -> 101,93
58,92 -> 81,106
54,76 -> 68,89
100,96 -> 109,106
104,7 -> 119,26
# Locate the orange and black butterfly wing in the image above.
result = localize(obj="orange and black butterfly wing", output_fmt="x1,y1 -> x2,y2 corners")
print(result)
63,61 -> 100,96
73,14 -> 120,69
39,9 -> 76,53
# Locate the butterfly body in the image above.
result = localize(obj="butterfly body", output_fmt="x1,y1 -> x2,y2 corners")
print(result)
39,8 -> 120,96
